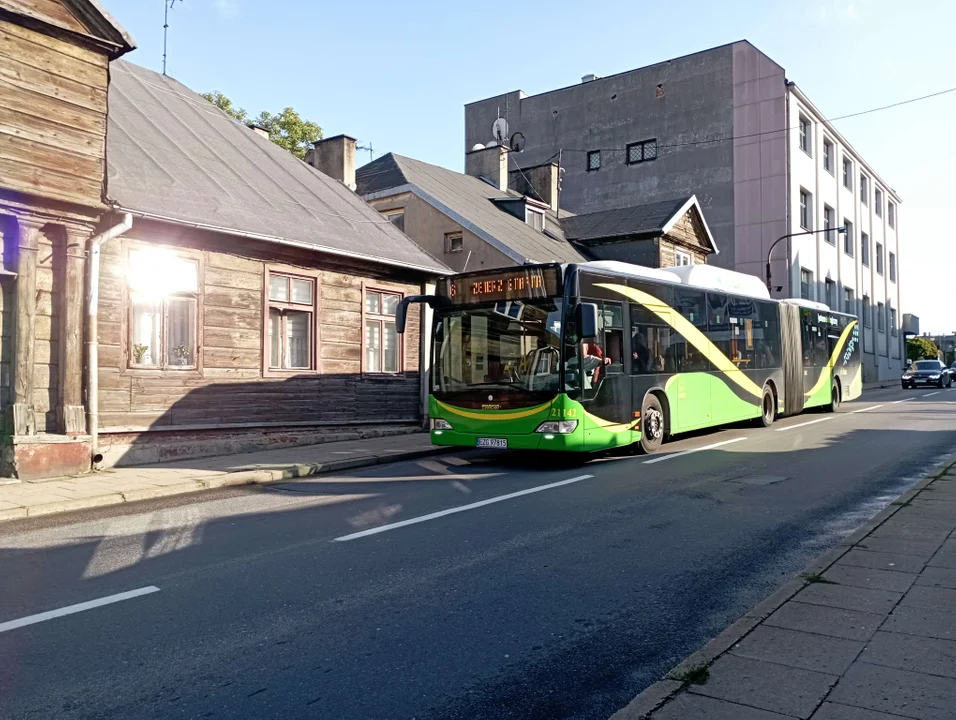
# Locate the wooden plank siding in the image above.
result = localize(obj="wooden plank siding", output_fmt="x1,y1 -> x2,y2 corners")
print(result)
0,0 -> 88,34
97,230 -> 425,435
661,210 -> 711,267
0,17 -> 108,208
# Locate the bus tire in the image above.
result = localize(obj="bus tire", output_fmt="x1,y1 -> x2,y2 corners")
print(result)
640,394 -> 665,454
826,382 -> 841,413
758,385 -> 776,427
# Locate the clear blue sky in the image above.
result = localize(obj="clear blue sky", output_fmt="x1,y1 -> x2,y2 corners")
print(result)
108,0 -> 954,334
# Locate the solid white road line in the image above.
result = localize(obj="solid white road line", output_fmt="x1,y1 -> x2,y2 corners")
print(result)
923,391 -> 941,398
775,417 -> 832,432
642,437 -> 748,465
334,475 -> 594,542
849,404 -> 884,414
892,398 -> 914,404
0,586 -> 160,634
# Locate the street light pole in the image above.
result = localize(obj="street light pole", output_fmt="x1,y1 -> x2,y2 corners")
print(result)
766,226 -> 847,293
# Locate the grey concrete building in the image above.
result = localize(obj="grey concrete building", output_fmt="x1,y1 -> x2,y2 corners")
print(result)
465,40 -> 904,382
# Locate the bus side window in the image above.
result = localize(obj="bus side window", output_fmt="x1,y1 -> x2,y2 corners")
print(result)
671,289 -> 708,372
601,302 -> 624,374
756,301 -> 781,369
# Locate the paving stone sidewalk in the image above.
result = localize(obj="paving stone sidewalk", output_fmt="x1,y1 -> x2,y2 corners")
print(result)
0,431 -> 441,522
614,460 -> 956,720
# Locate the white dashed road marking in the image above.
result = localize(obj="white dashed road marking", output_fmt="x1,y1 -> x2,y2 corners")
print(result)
0,587 -> 160,634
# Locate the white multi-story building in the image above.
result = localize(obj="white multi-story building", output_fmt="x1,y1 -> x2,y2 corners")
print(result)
788,86 -> 902,381
465,40 -> 904,381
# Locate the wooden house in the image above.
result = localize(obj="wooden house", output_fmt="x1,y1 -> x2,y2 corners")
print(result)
90,61 -> 449,468
0,0 -> 134,478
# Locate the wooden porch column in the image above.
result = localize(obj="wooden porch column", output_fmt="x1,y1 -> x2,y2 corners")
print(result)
11,217 -> 42,436
59,225 -> 89,434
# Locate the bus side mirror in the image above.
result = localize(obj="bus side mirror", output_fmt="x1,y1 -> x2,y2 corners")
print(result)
395,295 -> 450,334
577,303 -> 599,340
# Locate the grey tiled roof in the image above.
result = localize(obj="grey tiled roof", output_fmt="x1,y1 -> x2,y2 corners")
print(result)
356,153 -> 586,264
562,198 -> 692,242
106,60 -> 448,274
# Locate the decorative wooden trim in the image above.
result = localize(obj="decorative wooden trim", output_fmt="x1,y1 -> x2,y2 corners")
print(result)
262,263 -> 323,377
119,239 -> 205,377
360,279 -> 407,379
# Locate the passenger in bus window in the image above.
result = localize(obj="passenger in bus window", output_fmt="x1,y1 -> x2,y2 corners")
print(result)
632,329 -> 650,373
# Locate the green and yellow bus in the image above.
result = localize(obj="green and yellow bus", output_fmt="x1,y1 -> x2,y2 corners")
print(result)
397,261 -> 861,455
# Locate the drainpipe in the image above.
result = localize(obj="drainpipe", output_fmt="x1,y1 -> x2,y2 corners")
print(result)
86,213 -> 133,467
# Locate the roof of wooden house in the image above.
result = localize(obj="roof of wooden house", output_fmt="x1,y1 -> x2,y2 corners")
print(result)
105,60 -> 448,275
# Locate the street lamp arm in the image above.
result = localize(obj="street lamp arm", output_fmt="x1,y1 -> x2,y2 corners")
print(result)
766,226 -> 846,293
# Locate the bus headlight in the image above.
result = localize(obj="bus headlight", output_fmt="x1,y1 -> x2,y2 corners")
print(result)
432,418 -> 453,430
535,420 -> 578,434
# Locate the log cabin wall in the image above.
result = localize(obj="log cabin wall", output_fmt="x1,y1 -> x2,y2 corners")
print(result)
95,219 -> 427,467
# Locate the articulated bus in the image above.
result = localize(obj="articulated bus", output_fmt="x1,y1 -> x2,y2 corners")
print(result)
397,261 -> 861,455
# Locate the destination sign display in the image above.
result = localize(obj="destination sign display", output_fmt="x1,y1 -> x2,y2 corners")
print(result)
440,266 -> 561,305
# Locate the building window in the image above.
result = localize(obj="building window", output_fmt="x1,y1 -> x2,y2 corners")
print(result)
875,188 -> 883,217
267,271 -> 316,370
877,301 -> 885,332
825,279 -> 836,309
843,157 -> 853,190
800,268 -> 813,300
365,289 -> 402,374
444,232 -> 463,254
674,250 -> 692,266
526,206 -> 545,231
861,231 -> 870,266
876,242 -> 884,275
889,251 -> 896,282
860,175 -> 869,205
798,115 -> 812,155
863,295 -> 871,327
823,205 -> 835,244
383,210 -> 405,232
844,287 -> 854,315
843,219 -> 854,256
587,150 -> 601,171
128,248 -> 200,370
799,189 -> 812,230
888,201 -> 896,228
889,307 -> 898,336
823,139 -> 833,173
626,138 -> 658,164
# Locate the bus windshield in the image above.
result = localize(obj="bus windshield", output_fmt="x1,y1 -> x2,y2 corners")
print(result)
433,299 -> 564,396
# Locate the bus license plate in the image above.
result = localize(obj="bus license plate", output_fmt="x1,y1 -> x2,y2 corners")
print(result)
477,438 -> 507,449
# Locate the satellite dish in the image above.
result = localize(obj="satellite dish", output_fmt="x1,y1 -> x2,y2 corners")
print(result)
492,117 -> 509,145
485,141 -> 497,148
471,143 -> 485,152
510,132 -> 526,152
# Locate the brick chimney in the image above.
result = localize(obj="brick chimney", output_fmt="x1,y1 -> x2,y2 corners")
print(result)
509,162 -> 559,211
465,144 -> 509,192
306,134 -> 357,191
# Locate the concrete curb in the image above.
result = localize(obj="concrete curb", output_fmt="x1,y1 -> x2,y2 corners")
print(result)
0,446 -> 447,524
609,454 -> 956,720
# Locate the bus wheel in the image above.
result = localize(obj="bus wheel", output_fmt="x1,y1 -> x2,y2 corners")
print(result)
758,385 -> 776,427
640,394 -> 665,454
826,382 -> 841,413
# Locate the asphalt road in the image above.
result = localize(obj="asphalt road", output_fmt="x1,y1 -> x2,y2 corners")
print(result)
1,386 -> 955,720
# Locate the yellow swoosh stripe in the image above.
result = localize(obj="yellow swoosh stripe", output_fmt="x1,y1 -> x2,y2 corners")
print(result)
595,283 -> 763,399
805,320 -> 858,398
435,400 -> 552,421
586,411 -> 640,433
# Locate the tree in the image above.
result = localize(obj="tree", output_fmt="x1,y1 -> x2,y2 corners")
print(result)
200,91 -> 323,160
906,336 -> 939,361
200,91 -> 247,123
253,108 -> 323,159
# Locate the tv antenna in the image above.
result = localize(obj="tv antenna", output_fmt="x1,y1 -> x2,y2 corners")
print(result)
163,0 -> 182,76
492,117 -> 509,146
356,142 -> 374,164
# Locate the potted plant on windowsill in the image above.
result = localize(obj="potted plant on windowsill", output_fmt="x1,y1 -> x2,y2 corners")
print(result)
173,344 -> 192,366
132,344 -> 150,365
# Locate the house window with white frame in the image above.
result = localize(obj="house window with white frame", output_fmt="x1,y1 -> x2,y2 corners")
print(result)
844,287 -> 854,315
799,189 -> 812,230
801,268 -> 813,300
824,205 -> 835,244
674,250 -> 692,267
889,251 -> 896,282
365,289 -> 402,374
889,306 -> 898,336
798,115 -> 811,155
861,232 -> 870,266
267,271 -> 316,370
128,248 -> 200,370
526,206 -> 545,231
843,157 -> 853,190
823,138 -> 833,173
876,242 -> 884,275
875,188 -> 883,217
888,201 -> 896,228
860,174 -> 869,205
843,219 -> 854,257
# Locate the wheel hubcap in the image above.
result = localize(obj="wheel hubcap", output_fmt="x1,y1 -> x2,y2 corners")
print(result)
645,409 -> 663,440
